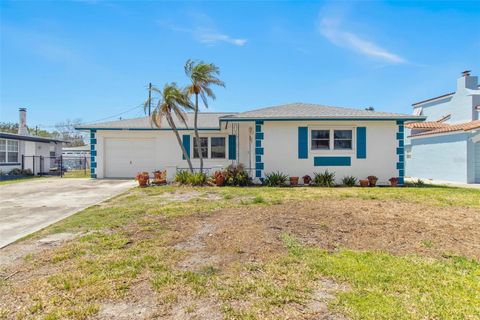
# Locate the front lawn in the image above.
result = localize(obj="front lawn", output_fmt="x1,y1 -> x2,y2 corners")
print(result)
1,186 -> 479,319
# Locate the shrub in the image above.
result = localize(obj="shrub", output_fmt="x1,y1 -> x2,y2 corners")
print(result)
175,170 -> 190,184
224,164 -> 251,186
342,175 -> 357,187
187,172 -> 208,186
8,168 -> 23,176
264,171 -> 289,187
314,170 -> 336,187
22,169 -> 33,176
411,178 -> 425,187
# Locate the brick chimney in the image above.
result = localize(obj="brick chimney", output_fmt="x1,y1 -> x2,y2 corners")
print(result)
18,108 -> 28,136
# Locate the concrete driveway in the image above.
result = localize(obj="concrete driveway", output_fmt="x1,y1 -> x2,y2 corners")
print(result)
0,178 -> 135,248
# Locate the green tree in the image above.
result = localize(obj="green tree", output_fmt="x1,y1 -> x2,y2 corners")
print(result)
184,59 -> 225,173
145,83 -> 195,172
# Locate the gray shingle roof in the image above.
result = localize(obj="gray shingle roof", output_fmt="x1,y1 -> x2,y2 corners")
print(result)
76,113 -> 237,130
221,103 -> 424,120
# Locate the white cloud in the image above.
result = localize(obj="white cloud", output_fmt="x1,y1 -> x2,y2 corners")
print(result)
319,16 -> 405,64
157,13 -> 247,47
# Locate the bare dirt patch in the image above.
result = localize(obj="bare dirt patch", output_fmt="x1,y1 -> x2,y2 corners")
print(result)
0,232 -> 78,271
1,196 -> 479,319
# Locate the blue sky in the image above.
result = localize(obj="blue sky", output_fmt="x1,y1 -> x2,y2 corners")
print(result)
1,1 -> 479,129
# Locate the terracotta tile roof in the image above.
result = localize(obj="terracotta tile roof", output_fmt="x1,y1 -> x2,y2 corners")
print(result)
410,120 -> 480,137
405,121 -> 450,129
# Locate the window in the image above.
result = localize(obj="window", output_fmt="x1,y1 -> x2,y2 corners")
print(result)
0,139 -> 19,163
311,130 -> 330,150
333,130 -> 352,150
193,137 -> 208,158
210,137 -> 226,159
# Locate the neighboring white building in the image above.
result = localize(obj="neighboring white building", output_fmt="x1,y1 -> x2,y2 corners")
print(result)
0,108 -> 64,175
405,71 -> 480,184
76,103 -> 424,185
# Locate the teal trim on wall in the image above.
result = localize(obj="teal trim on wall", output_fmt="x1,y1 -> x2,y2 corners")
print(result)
256,140 -> 262,148
255,124 -> 262,132
256,147 -> 264,155
255,120 -> 264,125
182,134 -> 190,159
255,132 -> 264,140
298,127 -> 308,159
256,170 -> 262,178
90,129 -> 96,179
220,117 -> 424,123
396,122 -> 405,186
396,120 -> 405,125
76,127 -> 221,131
256,155 -> 262,163
314,156 -> 351,166
356,127 -> 367,159
256,162 -> 264,170
228,135 -> 237,160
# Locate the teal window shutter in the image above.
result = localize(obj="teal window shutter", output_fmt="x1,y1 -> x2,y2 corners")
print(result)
228,135 -> 237,160
298,127 -> 308,159
356,127 -> 366,159
182,134 -> 190,159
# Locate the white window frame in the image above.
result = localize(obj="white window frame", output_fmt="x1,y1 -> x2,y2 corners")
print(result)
310,127 -> 356,154
0,139 -> 20,164
192,136 -> 227,159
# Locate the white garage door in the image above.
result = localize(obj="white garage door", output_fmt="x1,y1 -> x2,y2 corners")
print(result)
104,138 -> 156,178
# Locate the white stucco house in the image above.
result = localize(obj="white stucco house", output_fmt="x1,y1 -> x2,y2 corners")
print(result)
76,103 -> 423,185
405,71 -> 480,184
1,108 -> 64,175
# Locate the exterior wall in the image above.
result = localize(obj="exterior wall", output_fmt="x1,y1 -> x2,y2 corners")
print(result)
260,120 -> 399,185
92,125 -> 255,179
408,133 -> 470,183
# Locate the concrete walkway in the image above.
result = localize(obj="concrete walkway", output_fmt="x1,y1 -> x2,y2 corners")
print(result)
0,178 -> 135,248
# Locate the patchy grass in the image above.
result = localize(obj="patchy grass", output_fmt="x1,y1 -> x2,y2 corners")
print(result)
282,234 -> 480,320
63,170 -> 89,178
0,176 -> 42,185
1,185 -> 479,319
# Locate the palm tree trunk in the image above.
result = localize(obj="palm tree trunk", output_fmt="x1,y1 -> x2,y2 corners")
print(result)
193,93 -> 204,173
167,115 -> 194,173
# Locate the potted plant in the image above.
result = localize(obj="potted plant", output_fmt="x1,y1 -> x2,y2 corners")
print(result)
367,175 -> 378,187
359,179 -> 369,187
289,176 -> 299,186
302,175 -> 312,185
389,177 -> 398,187
136,172 -> 150,187
213,171 -> 226,186
153,170 -> 167,185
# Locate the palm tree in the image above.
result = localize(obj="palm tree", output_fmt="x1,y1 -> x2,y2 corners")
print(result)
185,59 -> 225,173
144,83 -> 194,172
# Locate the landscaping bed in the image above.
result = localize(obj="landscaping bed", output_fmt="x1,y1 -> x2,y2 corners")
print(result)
0,186 -> 479,319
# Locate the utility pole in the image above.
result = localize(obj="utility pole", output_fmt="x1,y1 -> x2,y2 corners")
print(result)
148,82 -> 152,116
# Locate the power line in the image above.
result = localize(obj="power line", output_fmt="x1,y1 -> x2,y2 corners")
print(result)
34,103 -> 146,129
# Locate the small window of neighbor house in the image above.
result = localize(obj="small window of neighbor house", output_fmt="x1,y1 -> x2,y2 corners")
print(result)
413,107 -> 423,116
0,139 -> 6,163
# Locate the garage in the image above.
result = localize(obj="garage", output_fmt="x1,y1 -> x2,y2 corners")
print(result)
104,138 -> 156,178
